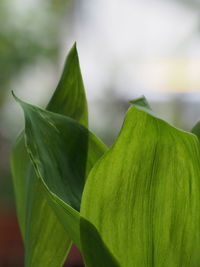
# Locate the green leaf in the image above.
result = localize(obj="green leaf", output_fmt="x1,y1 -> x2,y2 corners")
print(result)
47,42 -> 88,127
10,133 -> 30,239
15,98 -> 107,248
81,97 -> 200,266
11,135 -> 72,267
25,168 -> 72,266
11,44 -> 90,266
130,95 -> 152,112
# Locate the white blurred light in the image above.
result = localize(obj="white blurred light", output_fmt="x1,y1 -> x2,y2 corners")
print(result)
65,0 -> 200,99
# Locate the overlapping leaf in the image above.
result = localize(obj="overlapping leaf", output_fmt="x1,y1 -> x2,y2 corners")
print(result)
12,132 -> 72,266
192,121 -> 200,141
11,44 -> 97,266
12,41 -> 200,267
15,98 -> 107,245
80,218 -> 120,267
81,97 -> 200,266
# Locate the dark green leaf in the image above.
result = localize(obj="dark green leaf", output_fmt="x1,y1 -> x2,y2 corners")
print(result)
80,218 -> 120,267
15,98 -> 107,249
47,43 -> 88,127
11,44 -> 90,266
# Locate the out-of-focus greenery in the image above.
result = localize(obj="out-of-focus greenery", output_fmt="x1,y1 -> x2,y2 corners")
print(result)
0,0 -> 72,105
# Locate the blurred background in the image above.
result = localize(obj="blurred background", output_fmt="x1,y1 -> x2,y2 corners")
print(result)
1,0 -> 200,266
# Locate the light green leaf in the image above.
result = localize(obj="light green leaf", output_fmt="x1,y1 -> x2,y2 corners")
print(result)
130,95 -> 152,113
11,44 -> 90,266
81,97 -> 200,266
15,98 -> 107,249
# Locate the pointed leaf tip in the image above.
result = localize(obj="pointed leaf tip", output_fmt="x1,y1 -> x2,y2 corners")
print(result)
12,92 -> 28,111
130,95 -> 151,109
69,42 -> 78,56
73,41 -> 77,49
130,95 -> 155,117
12,93 -> 33,114
47,41 -> 88,127
12,91 -> 19,102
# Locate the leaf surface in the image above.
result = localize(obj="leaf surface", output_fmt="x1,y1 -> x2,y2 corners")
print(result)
11,44 -> 91,266
16,99 -> 107,249
80,218 -> 120,267
47,43 -> 88,127
11,133 -> 30,239
81,97 -> 200,267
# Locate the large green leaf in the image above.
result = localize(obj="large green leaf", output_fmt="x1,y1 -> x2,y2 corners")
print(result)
11,44 -> 90,266
81,97 -> 200,266
15,98 -> 107,248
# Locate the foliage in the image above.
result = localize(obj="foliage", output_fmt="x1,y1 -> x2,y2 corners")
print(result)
11,45 -> 200,266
